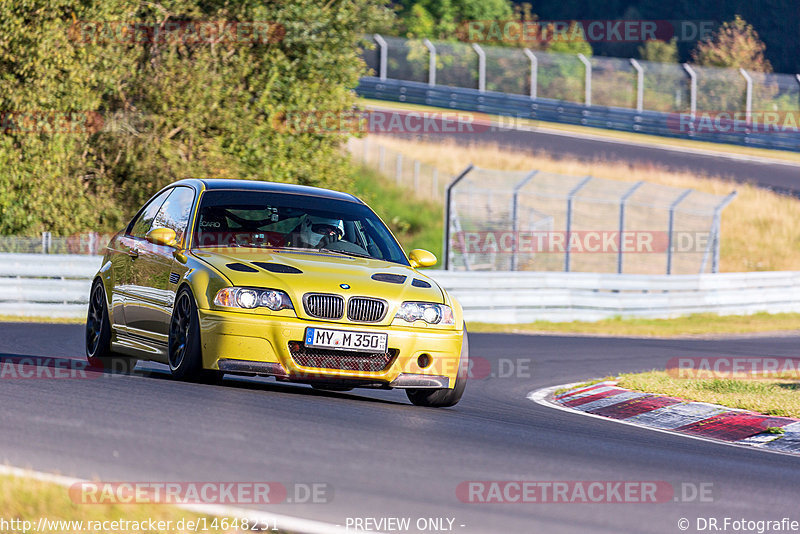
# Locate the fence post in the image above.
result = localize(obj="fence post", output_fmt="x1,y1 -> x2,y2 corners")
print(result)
395,153 -> 403,185
413,160 -> 420,192
797,74 -> 800,109
444,165 -> 474,271
472,43 -> 486,92
564,176 -> 592,272
710,191 -> 738,273
378,145 -> 385,173
523,49 -> 537,99
629,58 -> 644,113
683,63 -> 697,119
617,181 -> 644,274
511,170 -> 539,271
578,54 -> 592,107
423,39 -> 436,86
739,68 -> 753,124
666,189 -> 693,275
432,168 -> 439,199
373,34 -> 387,81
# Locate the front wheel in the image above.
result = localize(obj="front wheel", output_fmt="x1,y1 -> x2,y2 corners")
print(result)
168,287 -> 223,383
168,287 -> 205,380
406,327 -> 469,408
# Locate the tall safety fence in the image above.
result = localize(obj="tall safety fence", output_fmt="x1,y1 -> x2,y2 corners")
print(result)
444,166 -> 736,274
347,137 -> 447,202
361,35 -> 800,151
0,232 -> 109,255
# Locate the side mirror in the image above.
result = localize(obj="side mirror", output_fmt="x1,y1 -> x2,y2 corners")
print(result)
145,227 -> 178,248
408,249 -> 437,268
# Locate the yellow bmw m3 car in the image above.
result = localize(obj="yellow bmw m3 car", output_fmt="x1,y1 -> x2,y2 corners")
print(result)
85,179 -> 468,407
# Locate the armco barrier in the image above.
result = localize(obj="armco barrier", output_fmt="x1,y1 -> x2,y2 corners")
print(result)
0,253 -> 100,317
2,253 -> 799,323
429,270 -> 800,323
356,76 -> 800,153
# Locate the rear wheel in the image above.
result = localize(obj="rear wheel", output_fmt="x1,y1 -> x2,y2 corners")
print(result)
85,279 -> 137,373
168,286 -> 220,383
406,327 -> 469,408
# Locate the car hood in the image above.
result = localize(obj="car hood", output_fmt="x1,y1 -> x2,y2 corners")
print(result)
191,247 -> 445,321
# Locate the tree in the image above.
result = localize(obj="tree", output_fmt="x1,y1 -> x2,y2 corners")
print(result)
398,0 -> 513,39
639,38 -> 679,63
0,0 -> 391,235
691,15 -> 772,72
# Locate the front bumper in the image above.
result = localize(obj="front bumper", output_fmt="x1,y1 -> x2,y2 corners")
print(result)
198,308 -> 463,389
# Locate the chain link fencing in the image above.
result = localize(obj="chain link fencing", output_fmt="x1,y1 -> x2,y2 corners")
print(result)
0,232 -> 109,255
347,137 -> 446,203
444,167 -> 736,274
347,137 -> 737,274
365,35 -> 800,116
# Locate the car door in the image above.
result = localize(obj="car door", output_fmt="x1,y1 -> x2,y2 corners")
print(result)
125,186 -> 196,340
112,188 -> 172,329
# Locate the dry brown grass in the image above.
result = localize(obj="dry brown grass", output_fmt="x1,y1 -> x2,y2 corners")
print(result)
371,136 -> 800,272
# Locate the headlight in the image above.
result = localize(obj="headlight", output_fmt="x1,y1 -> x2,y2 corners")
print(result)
213,287 -> 294,311
395,302 -> 454,325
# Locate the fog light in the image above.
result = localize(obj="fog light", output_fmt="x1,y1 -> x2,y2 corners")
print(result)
417,353 -> 432,368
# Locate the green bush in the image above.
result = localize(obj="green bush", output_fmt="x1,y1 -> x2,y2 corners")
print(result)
0,0 -> 390,235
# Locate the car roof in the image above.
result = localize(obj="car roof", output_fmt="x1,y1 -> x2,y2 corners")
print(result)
181,178 -> 363,204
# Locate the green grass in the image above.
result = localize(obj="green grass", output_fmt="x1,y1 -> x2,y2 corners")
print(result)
616,371 -> 800,418
0,473 -> 248,534
468,312 -> 800,337
351,164 -> 443,261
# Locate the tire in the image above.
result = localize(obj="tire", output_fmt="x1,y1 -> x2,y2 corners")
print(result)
406,327 -> 469,408
168,286 -> 207,380
85,279 -> 138,373
168,286 -> 223,383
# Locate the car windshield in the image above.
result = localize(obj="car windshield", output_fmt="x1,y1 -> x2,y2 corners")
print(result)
192,189 -> 409,265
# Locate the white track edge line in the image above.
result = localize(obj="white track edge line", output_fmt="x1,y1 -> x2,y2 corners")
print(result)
0,465 -> 367,534
527,383 -> 800,460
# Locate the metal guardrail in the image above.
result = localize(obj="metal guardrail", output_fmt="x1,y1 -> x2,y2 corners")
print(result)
2,253 -> 799,322
0,254 -> 100,317
430,270 -> 800,323
356,76 -> 800,152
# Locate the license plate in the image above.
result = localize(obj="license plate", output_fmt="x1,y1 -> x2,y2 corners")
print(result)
305,328 -> 388,352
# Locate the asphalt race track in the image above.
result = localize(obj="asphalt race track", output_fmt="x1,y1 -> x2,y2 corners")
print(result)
379,126 -> 800,197
2,323 -> 799,533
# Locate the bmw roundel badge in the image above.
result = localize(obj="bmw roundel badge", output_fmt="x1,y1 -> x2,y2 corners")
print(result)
340,283 -> 350,289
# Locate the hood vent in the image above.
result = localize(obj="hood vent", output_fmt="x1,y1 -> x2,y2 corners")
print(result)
226,263 -> 258,273
253,262 -> 303,274
412,278 -> 432,288
371,273 -> 407,284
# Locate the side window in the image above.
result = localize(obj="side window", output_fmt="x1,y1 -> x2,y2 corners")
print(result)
152,187 -> 195,245
128,189 -> 172,238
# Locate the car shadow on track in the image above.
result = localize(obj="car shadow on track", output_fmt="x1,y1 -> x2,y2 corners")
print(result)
0,352 -> 409,406
133,361 -> 410,406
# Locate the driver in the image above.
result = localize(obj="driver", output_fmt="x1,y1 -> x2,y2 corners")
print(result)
297,215 -> 345,248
